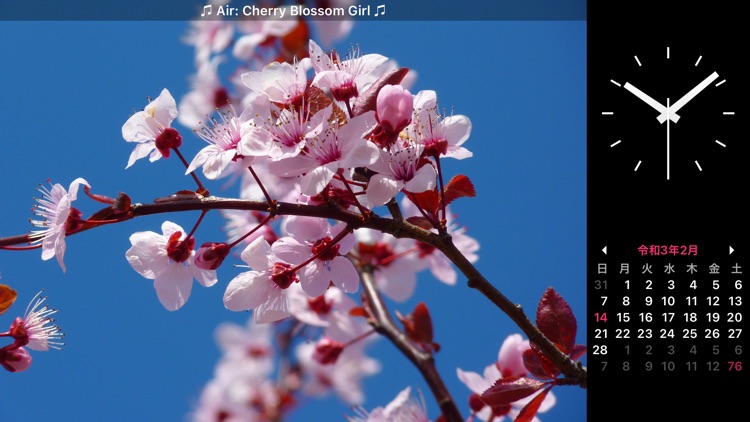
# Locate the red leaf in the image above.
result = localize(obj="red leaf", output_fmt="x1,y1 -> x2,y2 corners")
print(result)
113,192 -> 132,214
442,174 -> 476,206
480,376 -> 545,408
514,386 -> 553,422
405,189 -> 440,219
348,306 -> 369,318
405,216 -> 435,230
397,304 -> 432,343
87,206 -> 116,223
351,67 -> 410,117
305,84 -> 347,124
522,348 -> 557,380
570,344 -> 587,361
83,184 -> 115,205
0,284 -> 18,316
536,287 -> 577,354
397,303 -> 440,353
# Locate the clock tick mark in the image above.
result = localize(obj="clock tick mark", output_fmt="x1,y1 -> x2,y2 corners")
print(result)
695,56 -> 703,66
610,140 -> 622,147
715,140 -> 726,147
634,55 -> 642,66
610,79 -> 622,87
715,79 -> 726,87
602,112 -> 614,115
723,112 -> 734,115
695,161 -> 703,171
634,161 -> 642,171
666,47 -> 670,59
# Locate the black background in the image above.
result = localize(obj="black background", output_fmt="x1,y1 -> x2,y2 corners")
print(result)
588,2 -> 747,419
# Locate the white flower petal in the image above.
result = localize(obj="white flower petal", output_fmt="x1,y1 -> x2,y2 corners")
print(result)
253,288 -> 290,323
240,237 -> 274,270
366,174 -> 402,206
283,215 -> 328,241
376,265 -> 416,302
224,270 -> 271,311
126,142 -> 156,168
300,262 -> 330,298
329,256 -> 359,293
271,237 -> 309,264
300,164 -> 336,196
403,165 -> 436,193
126,231 -> 167,279
443,114 -> 472,147
67,178 -> 90,202
153,264 -> 193,311
456,368 -> 490,394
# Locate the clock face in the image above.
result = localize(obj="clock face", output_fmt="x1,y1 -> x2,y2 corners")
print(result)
602,44 -> 738,183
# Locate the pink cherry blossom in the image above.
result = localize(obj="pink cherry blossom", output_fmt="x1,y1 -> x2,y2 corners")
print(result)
376,84 -> 414,134
213,318 -> 274,381
191,378 -> 260,422
287,284 -> 356,328
220,209 -> 278,247
349,386 -> 430,422
309,39 -> 389,104
273,216 -> 358,297
308,1 -> 355,48
182,7 -> 233,65
223,236 -> 296,323
409,90 -> 473,159
248,101 -> 332,160
9,290 -> 64,351
352,228 -> 426,302
457,335 -> 556,422
122,88 -> 180,168
268,111 -> 380,196
296,341 -> 380,405
126,221 -> 218,311
401,198 -> 479,285
177,56 -> 233,130
232,18 -> 297,61
185,105 -> 259,180
497,333 -> 530,378
241,58 -> 311,109
29,177 -> 89,272
366,140 -> 436,206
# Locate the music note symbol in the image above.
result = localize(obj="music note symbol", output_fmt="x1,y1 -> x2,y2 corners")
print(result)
374,4 -> 385,16
201,5 -> 212,16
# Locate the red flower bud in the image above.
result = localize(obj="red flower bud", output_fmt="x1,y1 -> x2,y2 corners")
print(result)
468,393 -> 486,413
154,127 -> 182,158
0,345 -> 32,373
194,242 -> 231,270
9,317 -> 29,347
166,232 -> 195,263
313,337 -> 345,365
376,84 -> 413,134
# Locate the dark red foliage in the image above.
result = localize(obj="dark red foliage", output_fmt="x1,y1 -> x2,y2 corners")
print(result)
480,375 -> 546,407
442,174 -> 476,206
351,67 -> 410,117
536,287 -> 577,355
397,302 -> 440,353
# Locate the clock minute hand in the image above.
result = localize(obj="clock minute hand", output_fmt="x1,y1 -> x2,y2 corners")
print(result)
623,82 -> 679,123
657,71 -> 719,123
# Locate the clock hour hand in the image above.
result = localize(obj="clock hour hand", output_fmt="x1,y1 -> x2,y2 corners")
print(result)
657,71 -> 719,124
623,82 -> 679,123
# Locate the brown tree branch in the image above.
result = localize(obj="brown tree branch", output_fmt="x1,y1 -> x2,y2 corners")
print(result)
0,195 -> 587,389
359,267 -> 463,422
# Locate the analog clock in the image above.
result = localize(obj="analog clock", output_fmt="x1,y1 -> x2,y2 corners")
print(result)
601,45 -> 738,182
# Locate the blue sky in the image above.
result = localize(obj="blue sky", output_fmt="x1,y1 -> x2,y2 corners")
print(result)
0,18 -> 586,421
